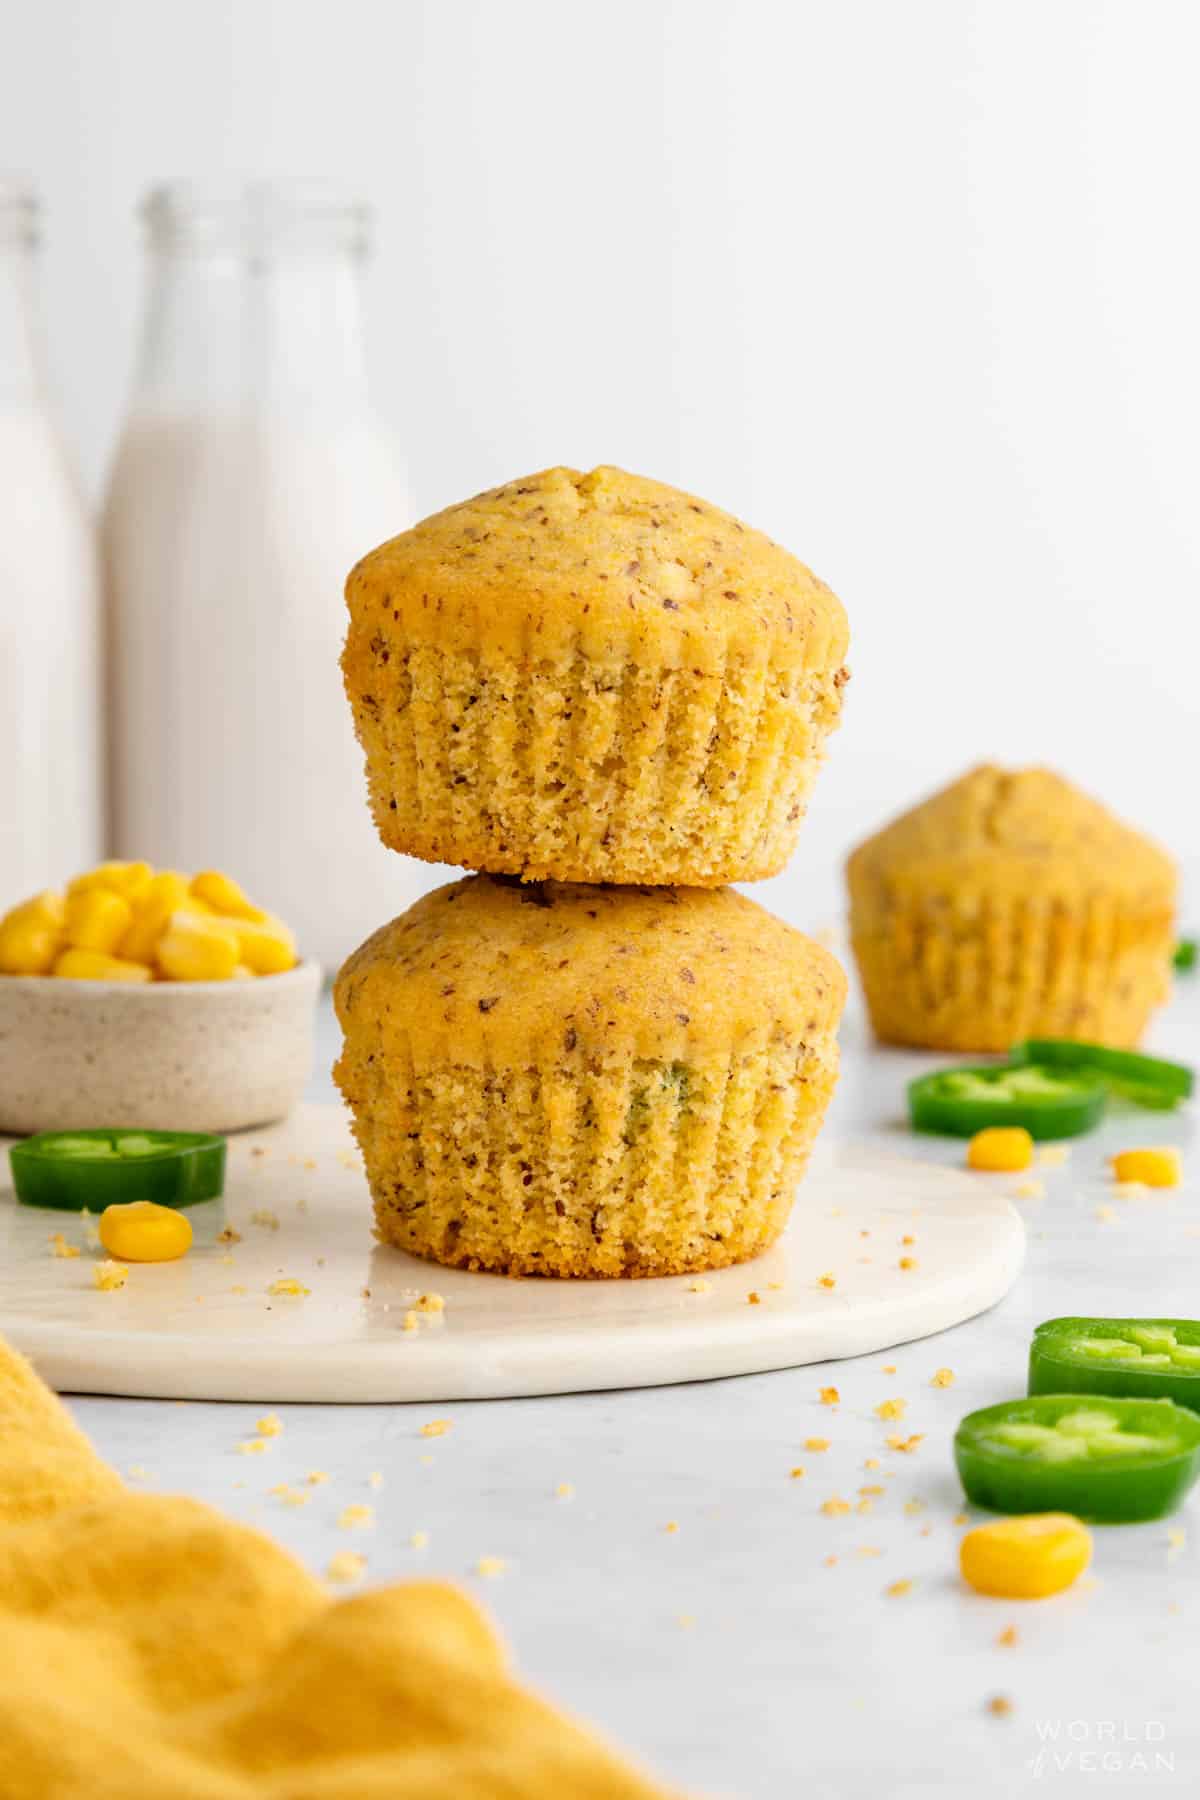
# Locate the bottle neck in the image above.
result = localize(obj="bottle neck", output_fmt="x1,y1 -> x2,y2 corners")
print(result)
130,185 -> 373,422
133,246 -> 370,419
0,185 -> 42,408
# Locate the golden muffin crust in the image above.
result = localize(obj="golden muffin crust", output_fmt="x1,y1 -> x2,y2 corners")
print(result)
334,877 -> 846,1277
337,875 -> 844,1067
342,467 -> 849,886
848,764 -> 1176,909
345,465 -> 848,675
847,765 -> 1177,1052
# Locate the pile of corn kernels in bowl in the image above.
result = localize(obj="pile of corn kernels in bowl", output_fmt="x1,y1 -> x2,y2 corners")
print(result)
0,864 -> 296,982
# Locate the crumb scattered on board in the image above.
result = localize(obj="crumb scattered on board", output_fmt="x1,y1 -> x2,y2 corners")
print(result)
94,1261 -> 127,1291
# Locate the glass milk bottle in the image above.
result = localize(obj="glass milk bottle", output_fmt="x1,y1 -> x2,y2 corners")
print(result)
103,182 -> 420,972
0,178 -> 101,895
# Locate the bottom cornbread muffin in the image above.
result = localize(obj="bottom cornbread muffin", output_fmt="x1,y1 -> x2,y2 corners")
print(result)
334,876 -> 846,1277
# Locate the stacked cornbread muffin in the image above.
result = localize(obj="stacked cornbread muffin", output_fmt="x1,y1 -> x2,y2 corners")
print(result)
847,765 -> 1177,1053
335,467 -> 849,1276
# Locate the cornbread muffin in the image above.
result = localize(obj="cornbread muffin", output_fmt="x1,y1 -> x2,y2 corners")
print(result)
334,875 -> 846,1277
847,765 -> 1177,1052
343,466 -> 849,886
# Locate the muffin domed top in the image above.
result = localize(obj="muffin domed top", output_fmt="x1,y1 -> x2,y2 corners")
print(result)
335,875 -> 845,1066
344,466 -> 848,675
848,766 -> 1176,908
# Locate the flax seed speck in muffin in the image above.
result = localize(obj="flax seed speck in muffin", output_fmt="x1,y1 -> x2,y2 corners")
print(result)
333,875 -> 846,1278
342,466 -> 849,888
847,765 -> 1176,1053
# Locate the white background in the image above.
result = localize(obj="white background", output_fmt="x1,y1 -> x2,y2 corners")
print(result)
3,0 -> 1198,926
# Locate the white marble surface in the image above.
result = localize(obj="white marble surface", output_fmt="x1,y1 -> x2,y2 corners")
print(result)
66,984 -> 1200,1799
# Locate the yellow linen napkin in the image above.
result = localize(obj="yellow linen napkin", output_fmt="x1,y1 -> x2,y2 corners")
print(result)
0,1340 -> 674,1799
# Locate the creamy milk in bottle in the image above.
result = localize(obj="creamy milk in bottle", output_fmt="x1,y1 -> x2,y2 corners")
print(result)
0,178 -> 101,895
104,182 -> 440,972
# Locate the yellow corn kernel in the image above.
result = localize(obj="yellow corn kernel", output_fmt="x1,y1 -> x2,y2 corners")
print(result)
234,915 -> 297,976
1111,1147 -> 1181,1189
967,1127 -> 1034,1173
68,860 -> 154,901
156,911 -> 241,982
117,871 -> 192,964
7,888 -> 66,928
0,890 -> 66,974
190,869 -> 266,922
99,1200 -> 193,1263
959,1514 -> 1092,1599
64,888 -> 134,955
54,949 -> 153,983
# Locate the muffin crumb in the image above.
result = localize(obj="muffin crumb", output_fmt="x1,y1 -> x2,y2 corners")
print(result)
325,1551 -> 366,1585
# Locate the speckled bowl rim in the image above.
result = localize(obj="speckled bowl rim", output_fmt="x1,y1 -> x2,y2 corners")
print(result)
0,958 -> 323,999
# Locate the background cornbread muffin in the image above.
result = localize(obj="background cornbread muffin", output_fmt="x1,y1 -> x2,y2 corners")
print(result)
846,765 -> 1177,1052
342,466 -> 849,887
334,876 -> 846,1278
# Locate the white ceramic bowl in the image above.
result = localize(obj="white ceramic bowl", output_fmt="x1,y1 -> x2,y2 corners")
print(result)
0,960 -> 321,1135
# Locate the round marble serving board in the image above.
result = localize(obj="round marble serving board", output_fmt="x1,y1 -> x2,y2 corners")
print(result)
0,1104 -> 1024,1403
